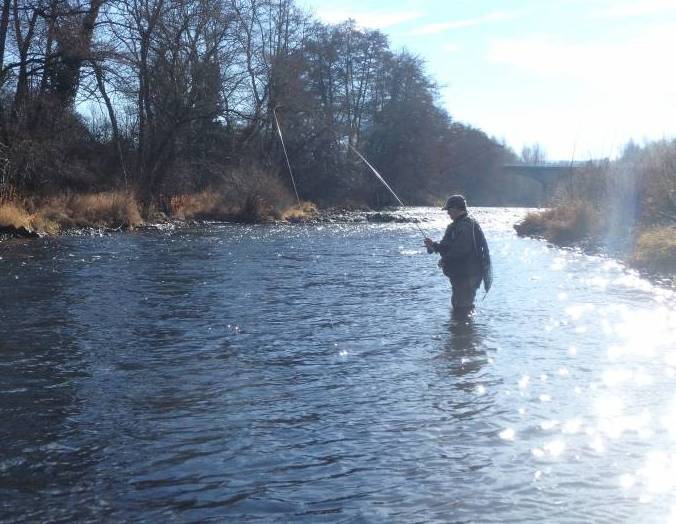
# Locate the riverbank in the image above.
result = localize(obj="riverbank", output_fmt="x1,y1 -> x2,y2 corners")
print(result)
0,190 -> 323,240
514,203 -> 676,277
0,187 -> 444,241
515,139 -> 676,278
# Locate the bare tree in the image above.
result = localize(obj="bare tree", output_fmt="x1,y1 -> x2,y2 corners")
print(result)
521,143 -> 547,165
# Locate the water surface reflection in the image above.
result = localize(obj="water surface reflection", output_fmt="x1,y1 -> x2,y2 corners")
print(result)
1,208 -> 675,522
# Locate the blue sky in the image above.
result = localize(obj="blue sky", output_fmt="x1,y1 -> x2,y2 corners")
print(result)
299,0 -> 676,160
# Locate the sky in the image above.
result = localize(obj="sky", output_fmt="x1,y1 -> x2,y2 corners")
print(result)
298,0 -> 676,161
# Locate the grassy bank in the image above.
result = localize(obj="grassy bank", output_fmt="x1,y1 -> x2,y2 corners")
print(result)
516,206 -> 676,276
0,188 -> 317,237
513,199 -> 602,246
515,139 -> 676,277
632,226 -> 676,273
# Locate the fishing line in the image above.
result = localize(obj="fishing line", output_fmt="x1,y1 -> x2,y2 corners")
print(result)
273,106 -> 301,208
348,144 -> 430,240
351,146 -> 496,305
273,108 -> 338,333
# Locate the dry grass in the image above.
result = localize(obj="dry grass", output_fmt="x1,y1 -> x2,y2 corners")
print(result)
1,170 -> 317,240
220,165 -> 297,222
165,190 -> 274,222
0,201 -> 32,229
164,175 -> 317,224
632,226 -> 676,273
29,212 -> 61,235
280,201 -> 318,222
1,191 -> 144,235
167,191 -> 227,220
514,200 -> 602,245
164,164 -> 296,223
36,192 -> 144,230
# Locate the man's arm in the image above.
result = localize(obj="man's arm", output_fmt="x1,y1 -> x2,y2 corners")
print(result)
424,225 -> 452,254
436,222 -> 474,259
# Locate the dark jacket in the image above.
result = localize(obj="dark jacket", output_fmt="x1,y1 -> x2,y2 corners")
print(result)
432,213 -> 483,279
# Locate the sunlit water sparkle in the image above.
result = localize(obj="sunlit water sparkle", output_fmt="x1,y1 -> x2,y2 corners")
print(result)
0,207 -> 675,522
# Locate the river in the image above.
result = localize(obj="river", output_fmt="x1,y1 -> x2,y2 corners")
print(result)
1,207 -> 675,523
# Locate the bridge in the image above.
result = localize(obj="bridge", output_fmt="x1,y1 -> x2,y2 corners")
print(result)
501,163 -> 580,200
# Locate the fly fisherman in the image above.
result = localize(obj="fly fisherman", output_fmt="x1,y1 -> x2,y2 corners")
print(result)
424,195 -> 491,317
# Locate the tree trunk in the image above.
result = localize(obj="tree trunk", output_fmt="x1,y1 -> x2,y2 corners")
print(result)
12,1 -> 39,113
93,60 -> 129,188
52,0 -> 105,106
0,0 -> 11,74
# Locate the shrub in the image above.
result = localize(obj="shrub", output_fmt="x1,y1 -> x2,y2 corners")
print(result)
632,226 -> 676,273
514,200 -> 602,245
236,195 -> 275,223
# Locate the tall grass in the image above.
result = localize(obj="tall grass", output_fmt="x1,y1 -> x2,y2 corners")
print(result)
1,191 -> 143,234
0,162 -> 315,238
165,166 -> 306,223
165,191 -> 277,222
0,201 -> 32,229
633,226 -> 676,273
33,192 -> 143,230
514,199 -> 602,245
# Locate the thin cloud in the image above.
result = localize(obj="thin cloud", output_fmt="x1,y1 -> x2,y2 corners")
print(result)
409,11 -> 514,36
487,25 -> 676,93
313,7 -> 424,29
590,0 -> 676,18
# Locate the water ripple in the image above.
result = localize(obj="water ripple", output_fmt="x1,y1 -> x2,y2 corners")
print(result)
1,207 -> 675,522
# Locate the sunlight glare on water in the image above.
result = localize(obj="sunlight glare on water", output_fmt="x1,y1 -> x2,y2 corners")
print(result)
0,207 -> 675,522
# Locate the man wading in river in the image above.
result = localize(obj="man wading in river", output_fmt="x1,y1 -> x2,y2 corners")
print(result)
424,195 -> 492,317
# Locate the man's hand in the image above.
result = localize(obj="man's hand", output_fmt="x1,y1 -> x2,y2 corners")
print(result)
424,237 -> 435,253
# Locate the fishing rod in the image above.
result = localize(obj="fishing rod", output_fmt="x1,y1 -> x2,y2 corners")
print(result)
348,144 -> 430,240
273,109 -> 430,245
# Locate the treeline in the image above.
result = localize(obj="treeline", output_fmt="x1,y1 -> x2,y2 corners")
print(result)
0,0 -> 516,213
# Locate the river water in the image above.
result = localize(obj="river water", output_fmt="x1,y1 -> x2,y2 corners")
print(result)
1,207 -> 675,523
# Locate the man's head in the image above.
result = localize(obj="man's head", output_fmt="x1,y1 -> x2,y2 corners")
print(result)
442,194 -> 467,219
